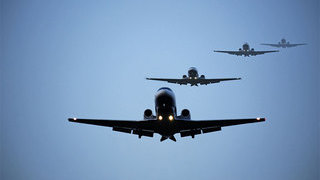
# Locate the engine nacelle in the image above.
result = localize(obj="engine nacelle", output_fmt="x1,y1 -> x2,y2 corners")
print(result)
239,48 -> 242,51
180,109 -> 191,120
182,75 -> 187,79
251,48 -> 254,51
144,109 -> 154,119
200,75 -> 205,79
287,41 -> 290,44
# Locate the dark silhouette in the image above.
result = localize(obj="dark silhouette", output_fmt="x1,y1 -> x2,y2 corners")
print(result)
261,38 -> 307,48
146,67 -> 241,86
214,43 -> 278,57
68,87 -> 265,142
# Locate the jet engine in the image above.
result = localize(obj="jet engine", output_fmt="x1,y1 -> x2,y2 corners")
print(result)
287,41 -> 290,44
239,48 -> 242,51
251,48 -> 254,51
200,75 -> 205,79
180,109 -> 191,120
144,109 -> 154,119
183,75 -> 187,79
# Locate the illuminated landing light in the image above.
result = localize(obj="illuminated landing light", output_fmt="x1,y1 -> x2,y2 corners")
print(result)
158,115 -> 163,120
73,118 -> 77,121
169,115 -> 174,121
256,117 -> 261,121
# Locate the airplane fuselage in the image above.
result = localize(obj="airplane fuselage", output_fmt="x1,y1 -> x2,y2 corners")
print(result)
242,43 -> 250,51
155,87 -> 177,119
240,43 -> 254,56
188,67 -> 199,78
185,67 -> 205,86
278,39 -> 289,48
154,87 -> 179,137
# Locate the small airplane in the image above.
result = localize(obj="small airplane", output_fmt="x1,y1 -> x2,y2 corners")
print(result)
68,87 -> 265,142
214,43 -> 279,57
261,38 -> 307,48
146,67 -> 241,86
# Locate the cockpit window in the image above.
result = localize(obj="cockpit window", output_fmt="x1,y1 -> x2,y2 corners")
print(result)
158,87 -> 172,92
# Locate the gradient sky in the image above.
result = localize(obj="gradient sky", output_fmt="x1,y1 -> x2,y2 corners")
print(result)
1,0 -> 319,179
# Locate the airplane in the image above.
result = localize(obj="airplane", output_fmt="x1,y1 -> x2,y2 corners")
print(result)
68,87 -> 265,142
146,67 -> 241,86
214,43 -> 279,57
261,38 -> 307,48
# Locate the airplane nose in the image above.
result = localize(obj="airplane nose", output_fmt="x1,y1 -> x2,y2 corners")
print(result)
157,88 -> 173,96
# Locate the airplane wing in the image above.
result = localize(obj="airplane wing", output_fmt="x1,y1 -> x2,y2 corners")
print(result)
250,50 -> 278,56
69,117 -> 265,139
68,118 -> 157,138
175,118 -> 265,137
286,43 -> 307,47
214,50 -> 243,56
146,78 -> 188,85
199,78 -> 241,85
260,43 -> 281,47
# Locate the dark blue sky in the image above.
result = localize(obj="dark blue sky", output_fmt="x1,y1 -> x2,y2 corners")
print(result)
1,0 -> 319,179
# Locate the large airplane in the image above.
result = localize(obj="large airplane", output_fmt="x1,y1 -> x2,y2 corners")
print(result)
214,43 -> 279,57
261,38 -> 307,48
146,67 -> 241,86
68,87 -> 265,142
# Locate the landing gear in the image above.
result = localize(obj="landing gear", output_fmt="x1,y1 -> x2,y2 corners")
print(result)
160,135 -> 176,142
169,136 -> 176,142
160,136 -> 167,142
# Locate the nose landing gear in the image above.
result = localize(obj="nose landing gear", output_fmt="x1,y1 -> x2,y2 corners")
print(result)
160,135 -> 176,142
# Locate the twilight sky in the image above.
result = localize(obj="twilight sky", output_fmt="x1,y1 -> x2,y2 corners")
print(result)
1,0 -> 319,179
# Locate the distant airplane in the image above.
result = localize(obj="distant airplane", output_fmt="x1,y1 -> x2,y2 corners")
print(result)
69,87 -> 265,142
214,43 -> 279,57
261,38 -> 307,48
146,67 -> 241,86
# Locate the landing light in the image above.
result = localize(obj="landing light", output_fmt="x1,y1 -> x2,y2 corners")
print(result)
169,115 -> 174,121
158,115 -> 163,120
256,117 -> 261,121
73,118 -> 77,121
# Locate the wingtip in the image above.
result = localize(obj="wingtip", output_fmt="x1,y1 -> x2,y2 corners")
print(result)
256,117 -> 266,122
68,118 -> 77,122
